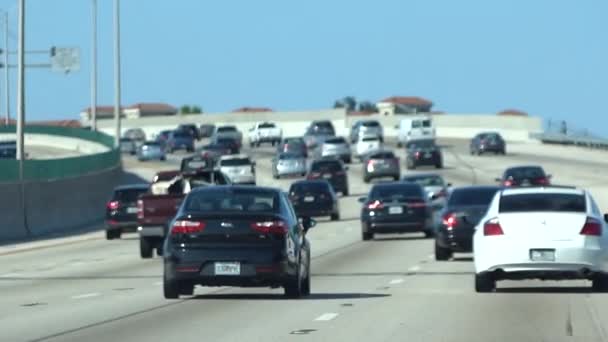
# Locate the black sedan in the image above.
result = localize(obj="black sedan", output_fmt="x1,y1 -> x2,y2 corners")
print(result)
359,182 -> 433,240
163,186 -> 315,299
495,165 -> 551,187
434,186 -> 501,260
405,139 -> 443,169
288,180 -> 340,220
306,158 -> 349,196
470,132 -> 506,155
106,184 -> 150,240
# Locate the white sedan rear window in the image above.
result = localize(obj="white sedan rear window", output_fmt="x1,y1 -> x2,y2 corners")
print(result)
499,193 -> 586,213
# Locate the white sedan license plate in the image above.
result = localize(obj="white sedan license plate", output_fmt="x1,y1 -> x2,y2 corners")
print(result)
530,249 -> 555,262
214,262 -> 241,276
126,207 -> 138,214
389,206 -> 403,214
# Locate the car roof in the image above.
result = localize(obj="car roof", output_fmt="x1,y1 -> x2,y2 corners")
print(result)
114,184 -> 149,191
372,181 -> 421,189
505,165 -> 544,171
402,172 -> 441,179
450,185 -> 502,192
189,184 -> 280,195
290,179 -> 331,186
219,154 -> 250,160
501,186 -> 584,196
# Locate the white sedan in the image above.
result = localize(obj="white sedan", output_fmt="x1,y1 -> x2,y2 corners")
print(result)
473,186 -> 608,292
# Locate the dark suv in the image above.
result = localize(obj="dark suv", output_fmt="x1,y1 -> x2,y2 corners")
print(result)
306,158 -> 349,196
288,180 -> 340,220
359,182 -> 433,240
106,184 -> 150,240
163,186 -> 315,299
470,132 -> 506,155
363,150 -> 400,183
434,186 -> 501,260
405,139 -> 442,169
496,165 -> 551,187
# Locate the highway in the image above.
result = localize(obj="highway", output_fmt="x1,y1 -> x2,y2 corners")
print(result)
2,139 -> 608,341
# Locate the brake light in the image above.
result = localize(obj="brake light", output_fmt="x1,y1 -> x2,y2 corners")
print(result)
415,151 -> 421,158
137,200 -> 144,219
251,220 -> 288,235
580,217 -> 602,236
483,217 -> 504,236
308,172 -> 321,179
408,201 -> 426,208
367,200 -> 383,210
442,213 -> 458,229
503,180 -> 513,187
171,220 -> 206,235
107,200 -> 120,210
536,177 -> 550,185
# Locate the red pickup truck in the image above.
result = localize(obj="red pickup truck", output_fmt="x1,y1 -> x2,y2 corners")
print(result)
137,168 -> 231,258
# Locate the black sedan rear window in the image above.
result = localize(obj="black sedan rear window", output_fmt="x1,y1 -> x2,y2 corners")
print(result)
290,182 -> 330,194
407,139 -> 435,149
370,185 -> 424,200
325,137 -> 346,144
402,175 -> 444,187
184,189 -> 278,213
369,151 -> 395,159
217,126 -> 237,132
505,167 -> 545,179
311,160 -> 342,172
448,188 -> 499,206
499,193 -> 586,213
361,121 -> 380,127
114,188 -> 148,202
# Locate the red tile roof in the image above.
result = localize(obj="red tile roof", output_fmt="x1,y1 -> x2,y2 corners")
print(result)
379,96 -> 433,106
127,103 -> 177,113
347,111 -> 376,116
81,106 -> 121,113
498,109 -> 528,116
232,107 -> 274,113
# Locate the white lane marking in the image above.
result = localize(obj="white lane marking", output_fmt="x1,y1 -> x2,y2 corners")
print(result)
71,292 -> 101,300
0,273 -> 22,277
428,254 -> 434,259
153,281 -> 163,286
314,313 -> 339,321
389,278 -> 404,285
408,265 -> 421,272
345,227 -> 353,232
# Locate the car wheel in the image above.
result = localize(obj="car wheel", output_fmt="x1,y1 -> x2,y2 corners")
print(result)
434,240 -> 452,261
592,274 -> 608,292
345,157 -> 352,164
249,142 -> 254,148
363,176 -> 370,183
187,147 -> 194,153
301,172 -> 306,177
424,230 -> 435,238
393,176 -> 400,181
342,188 -> 349,196
163,275 -> 180,299
397,142 -> 403,148
284,267 -> 302,298
475,273 -> 496,293
435,163 -> 443,169
501,149 -> 506,155
140,237 -> 153,259
362,231 -> 373,241
106,229 -> 120,240
160,156 -> 166,161
330,213 -> 340,221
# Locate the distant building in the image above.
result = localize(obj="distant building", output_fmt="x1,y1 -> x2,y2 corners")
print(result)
497,109 -> 528,116
376,96 -> 433,115
124,103 -> 178,119
232,107 -> 274,113
80,106 -> 122,122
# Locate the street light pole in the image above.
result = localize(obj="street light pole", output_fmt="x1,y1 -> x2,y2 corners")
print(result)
113,0 -> 121,146
3,11 -> 9,126
90,0 -> 97,131
16,0 -> 25,161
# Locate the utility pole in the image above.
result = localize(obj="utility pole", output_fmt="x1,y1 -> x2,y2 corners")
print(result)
16,0 -> 25,161
113,0 -> 121,146
90,0 -> 97,131
3,12 -> 8,126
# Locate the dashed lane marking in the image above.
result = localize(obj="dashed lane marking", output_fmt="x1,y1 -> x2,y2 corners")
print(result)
389,279 -> 404,285
314,313 -> 339,321
71,292 -> 101,300
408,265 -> 421,272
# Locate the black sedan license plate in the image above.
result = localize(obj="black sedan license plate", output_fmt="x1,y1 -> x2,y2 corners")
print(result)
529,249 -> 555,262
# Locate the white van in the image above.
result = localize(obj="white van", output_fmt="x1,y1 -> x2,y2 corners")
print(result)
396,116 -> 435,147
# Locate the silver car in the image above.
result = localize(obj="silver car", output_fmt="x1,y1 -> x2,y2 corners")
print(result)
272,152 -> 307,179
123,128 -> 146,142
319,137 -> 352,163
401,173 -> 451,208
137,141 -> 166,161
350,120 -> 383,143
120,138 -> 137,155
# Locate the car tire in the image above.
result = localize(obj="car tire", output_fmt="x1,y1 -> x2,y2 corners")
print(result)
284,269 -> 302,299
363,176 -> 370,184
434,241 -> 452,261
163,275 -> 180,299
187,147 -> 194,153
330,213 -> 340,221
106,229 -> 120,240
592,274 -> 608,292
140,237 -> 154,259
362,231 -> 373,241
501,149 -> 506,155
160,156 -> 166,161
397,142 -> 403,148
342,188 -> 349,196
435,163 -> 443,169
393,176 -> 400,181
301,172 -> 306,177
424,230 -> 435,238
475,273 -> 496,293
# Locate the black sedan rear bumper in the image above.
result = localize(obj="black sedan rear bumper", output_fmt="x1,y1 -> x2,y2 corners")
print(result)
436,230 -> 473,252
363,216 -> 429,234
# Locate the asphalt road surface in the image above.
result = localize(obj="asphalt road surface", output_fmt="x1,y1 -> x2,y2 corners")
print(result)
2,138 -> 608,342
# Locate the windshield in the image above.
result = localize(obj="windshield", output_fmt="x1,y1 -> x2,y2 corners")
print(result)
361,121 -> 380,127
173,131 -> 190,138
217,126 -> 237,132
361,136 -> 380,142
505,167 -> 546,179
369,151 -> 395,159
324,137 -> 346,144
402,175 -> 445,187
279,153 -> 302,160
311,160 -> 342,172
407,139 -> 435,149
220,158 -> 251,167
448,188 -> 500,206
499,193 -> 586,213
290,182 -> 330,194
113,188 -> 148,202
184,189 -> 278,213
369,185 -> 424,200
258,123 -> 276,129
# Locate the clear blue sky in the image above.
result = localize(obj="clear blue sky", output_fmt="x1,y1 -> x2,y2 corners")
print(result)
0,0 -> 606,135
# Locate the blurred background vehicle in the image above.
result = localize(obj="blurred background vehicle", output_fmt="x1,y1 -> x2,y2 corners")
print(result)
119,137 -> 137,155
248,122 -> 283,147
167,130 -> 195,153
405,138 -> 443,169
272,152 -> 307,179
363,150 -> 400,183
218,155 -> 256,185
213,136 -> 241,154
359,182 -> 433,240
306,158 -> 349,196
123,128 -> 146,145
470,132 -> 506,155
105,184 -> 150,240
277,137 -> 308,158
213,125 -> 243,147
198,143 -> 232,162
288,180 -> 340,220
434,185 -> 501,261
355,134 -> 382,161
350,119 -> 383,143
319,136 -> 352,163
137,141 -> 167,161
181,155 -> 215,174
401,173 -> 451,207
177,123 -> 201,141
199,124 -> 216,138
303,120 -> 336,151
396,115 -> 435,147
496,165 -> 551,187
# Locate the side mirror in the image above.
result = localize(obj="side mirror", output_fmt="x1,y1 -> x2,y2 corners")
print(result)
604,213 -> 608,224
447,183 -> 452,187
358,196 -> 367,203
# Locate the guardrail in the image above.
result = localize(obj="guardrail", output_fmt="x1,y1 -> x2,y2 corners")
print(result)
0,125 -> 120,182
530,132 -> 608,149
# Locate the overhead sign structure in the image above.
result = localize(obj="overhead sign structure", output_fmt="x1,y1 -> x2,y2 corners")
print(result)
50,47 -> 80,73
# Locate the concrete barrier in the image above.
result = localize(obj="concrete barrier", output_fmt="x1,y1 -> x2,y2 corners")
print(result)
95,109 -> 542,142
0,133 -> 109,155
0,167 -> 122,243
